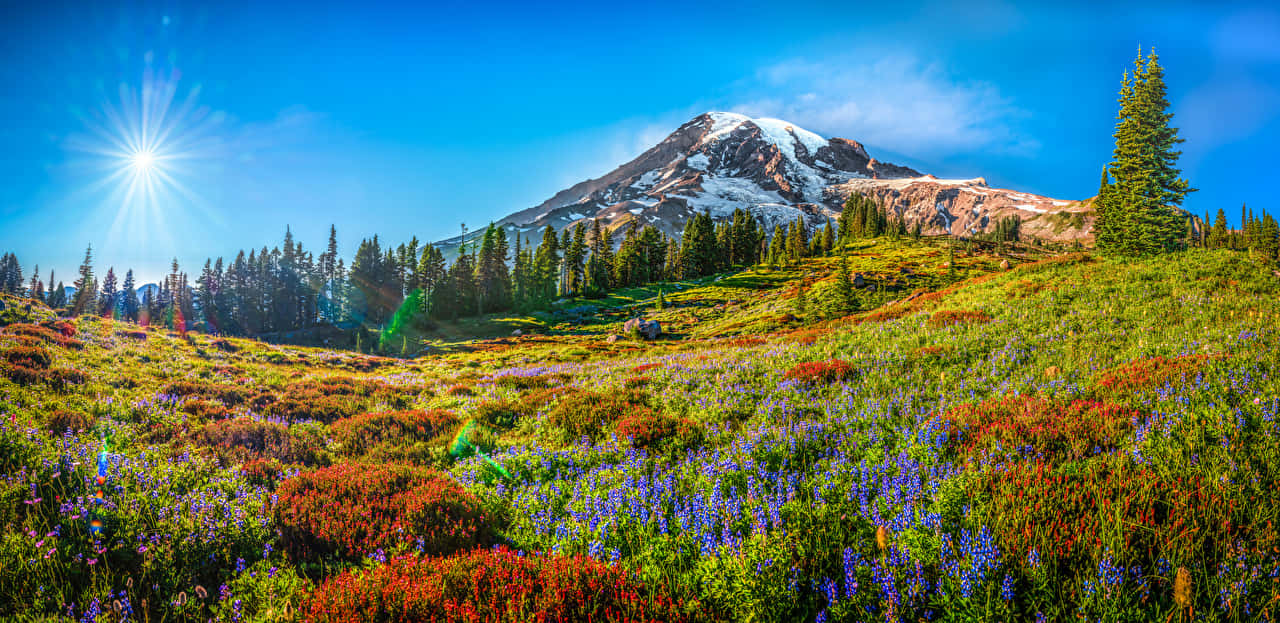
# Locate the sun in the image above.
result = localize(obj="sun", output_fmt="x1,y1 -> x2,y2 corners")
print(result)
130,149 -> 156,173
65,67 -> 226,248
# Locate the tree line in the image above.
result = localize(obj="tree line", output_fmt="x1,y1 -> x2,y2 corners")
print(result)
0,208 -> 784,346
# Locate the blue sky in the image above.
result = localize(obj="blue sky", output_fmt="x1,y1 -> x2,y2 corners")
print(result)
1,0 -> 1277,284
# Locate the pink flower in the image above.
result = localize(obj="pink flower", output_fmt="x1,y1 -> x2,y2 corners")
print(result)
87,558 -> 97,566
1255,397 -> 1263,405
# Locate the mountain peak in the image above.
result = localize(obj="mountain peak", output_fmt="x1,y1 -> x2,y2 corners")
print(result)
445,112 -> 1087,253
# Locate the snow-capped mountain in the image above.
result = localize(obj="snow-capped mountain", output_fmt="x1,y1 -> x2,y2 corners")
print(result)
437,112 -> 1091,250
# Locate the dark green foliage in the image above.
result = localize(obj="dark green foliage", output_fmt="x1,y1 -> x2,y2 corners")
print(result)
0,252 -> 22,295
838,193 -> 895,242
1094,49 -> 1194,256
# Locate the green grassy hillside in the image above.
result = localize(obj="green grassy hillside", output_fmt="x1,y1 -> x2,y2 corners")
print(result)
2,243 -> 1278,622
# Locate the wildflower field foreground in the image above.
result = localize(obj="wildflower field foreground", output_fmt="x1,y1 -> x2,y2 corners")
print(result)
2,241 -> 1279,622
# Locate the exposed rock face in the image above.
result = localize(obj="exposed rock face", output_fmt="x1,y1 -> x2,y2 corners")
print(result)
824,176 -> 1094,244
435,112 -> 1092,252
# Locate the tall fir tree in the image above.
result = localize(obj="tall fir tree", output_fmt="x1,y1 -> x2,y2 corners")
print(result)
1095,49 -> 1193,255
71,245 -> 97,315
97,267 -> 118,317
121,270 -> 140,322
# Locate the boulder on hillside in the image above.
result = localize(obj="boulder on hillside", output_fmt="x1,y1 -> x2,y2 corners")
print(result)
623,318 -> 662,340
511,329 -> 523,337
606,334 -> 619,344
853,273 -> 866,288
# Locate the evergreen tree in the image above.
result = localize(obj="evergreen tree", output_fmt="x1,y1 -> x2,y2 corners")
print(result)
474,224 -> 512,313
821,218 -> 835,255
97,267 -> 118,317
0,252 -> 22,295
71,245 -> 97,315
45,270 -> 58,306
1096,49 -> 1194,255
121,270 -> 140,322
532,226 -> 561,305
1209,208 -> 1230,249
416,245 -> 447,315
1259,211 -> 1280,262
678,211 -> 716,278
50,281 -> 67,310
836,254 -> 855,312
27,265 -> 38,299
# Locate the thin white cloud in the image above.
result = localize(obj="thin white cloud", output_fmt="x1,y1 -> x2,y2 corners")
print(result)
732,54 -> 1039,158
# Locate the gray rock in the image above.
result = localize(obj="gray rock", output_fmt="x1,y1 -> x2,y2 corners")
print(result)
512,329 -> 523,337
853,273 -> 866,288
623,318 -> 662,340
606,334 -> 619,344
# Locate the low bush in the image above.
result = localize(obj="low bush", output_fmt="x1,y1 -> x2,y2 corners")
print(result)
45,409 -> 95,434
162,381 -> 253,406
545,389 -> 650,441
928,309 -> 993,328
331,410 -> 458,460
1094,355 -> 1209,394
5,323 -> 83,348
783,359 -> 857,385
3,345 -> 52,369
239,457 -> 285,487
273,464 -> 491,562
181,399 -> 230,421
615,412 -> 703,451
305,547 -> 698,623
195,417 -> 326,466
942,396 -> 1139,462
471,401 -> 519,429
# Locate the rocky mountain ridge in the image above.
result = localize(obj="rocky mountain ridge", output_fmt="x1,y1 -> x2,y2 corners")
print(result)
436,112 -> 1091,250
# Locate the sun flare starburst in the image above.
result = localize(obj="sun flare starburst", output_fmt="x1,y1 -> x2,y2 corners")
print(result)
66,66 -> 224,246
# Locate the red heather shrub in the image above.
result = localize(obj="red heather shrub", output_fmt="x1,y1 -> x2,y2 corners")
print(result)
3,345 -> 52,369
163,381 -> 253,406
446,383 -> 475,396
490,374 -> 552,390
195,417 -> 324,465
6,323 -> 83,348
2,358 -> 85,389
305,547 -> 698,623
471,401 -> 520,429
240,457 -> 284,487
783,359 -> 857,385
633,363 -> 662,374
928,309 -> 993,328
331,410 -> 458,457
974,460 -> 1239,570
722,337 -> 766,348
260,376 -> 403,424
52,320 -> 76,337
546,390 -> 650,440
181,399 -> 231,421
46,409 -> 95,434
273,464 -> 490,562
942,396 -> 1139,462
210,338 -> 238,352
1095,355 -> 1209,394
265,394 -> 362,424
616,412 -> 703,450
